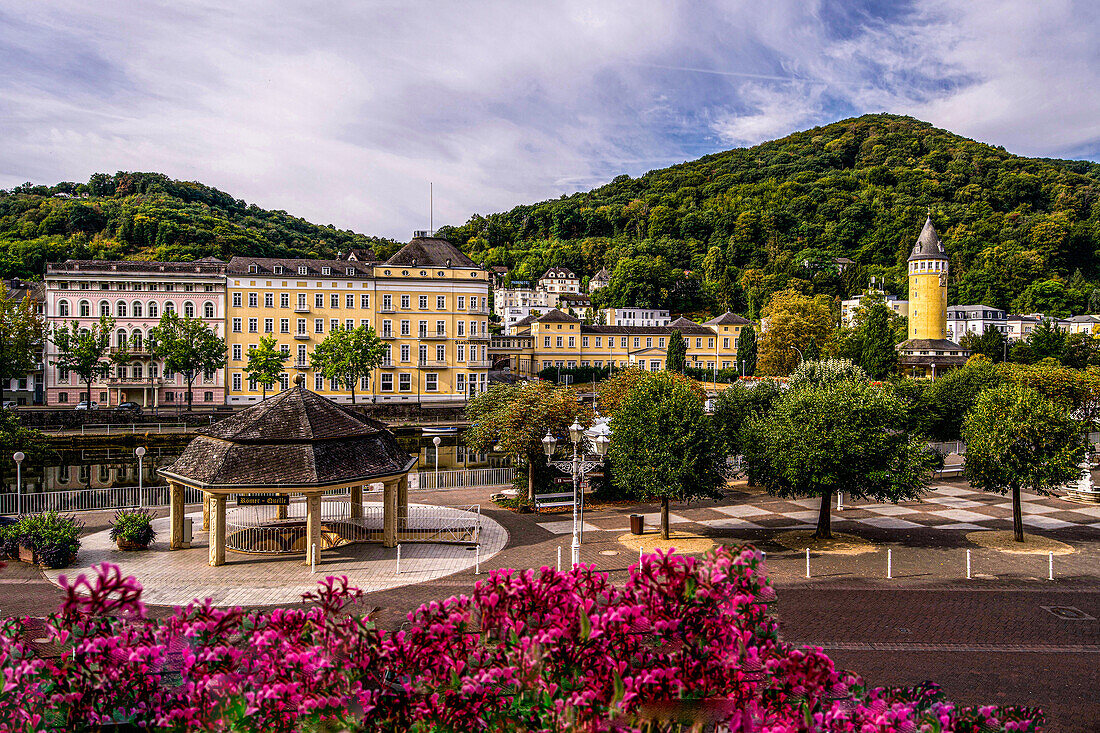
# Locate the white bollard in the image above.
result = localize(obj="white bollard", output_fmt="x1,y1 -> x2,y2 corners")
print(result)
310,543 -> 316,574
475,544 -> 481,575
639,546 -> 643,566
396,544 -> 401,575
887,548 -> 892,579
557,546 -> 562,572
837,492 -> 843,511
1049,551 -> 1054,581
805,548 -> 810,578
967,549 -> 971,580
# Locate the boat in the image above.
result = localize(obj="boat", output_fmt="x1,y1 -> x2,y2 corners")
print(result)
422,426 -> 460,435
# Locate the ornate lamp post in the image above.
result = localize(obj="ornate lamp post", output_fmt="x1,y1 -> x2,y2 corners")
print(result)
432,436 -> 441,483
135,446 -> 146,508
13,451 -> 23,515
543,418 -> 609,568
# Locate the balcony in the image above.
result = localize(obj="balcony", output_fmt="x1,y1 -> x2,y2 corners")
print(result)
380,331 -> 397,339
108,377 -> 163,387
294,333 -> 311,340
467,333 -> 491,341
466,359 -> 494,368
377,359 -> 395,368
294,305 -> 310,313
469,306 -> 490,315
379,305 -> 395,313
294,361 -> 310,369
419,330 -> 447,339
418,359 -> 449,368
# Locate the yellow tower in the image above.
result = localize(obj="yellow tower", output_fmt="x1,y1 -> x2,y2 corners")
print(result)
907,216 -> 948,341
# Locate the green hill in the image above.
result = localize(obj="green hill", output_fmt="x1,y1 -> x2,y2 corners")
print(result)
437,114 -> 1100,317
0,171 -> 399,279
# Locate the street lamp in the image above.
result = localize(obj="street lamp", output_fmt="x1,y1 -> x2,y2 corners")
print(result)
790,345 -> 804,365
13,452 -> 23,516
432,436 -> 441,484
135,446 -> 146,508
544,420 -> 607,568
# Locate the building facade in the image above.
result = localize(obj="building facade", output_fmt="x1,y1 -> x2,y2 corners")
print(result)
945,305 -> 1008,342
223,236 -> 491,405
600,307 -> 671,327
44,259 -> 228,407
841,293 -> 908,327
537,267 -> 580,295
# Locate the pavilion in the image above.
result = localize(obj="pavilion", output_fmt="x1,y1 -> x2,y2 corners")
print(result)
158,375 -> 417,566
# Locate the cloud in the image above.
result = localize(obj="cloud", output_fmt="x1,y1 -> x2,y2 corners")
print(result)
0,1 -> 1097,240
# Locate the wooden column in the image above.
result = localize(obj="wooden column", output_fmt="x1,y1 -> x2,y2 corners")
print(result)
208,494 -> 226,567
169,481 -> 185,550
350,485 -> 363,519
276,502 -> 289,520
305,494 -> 323,565
202,493 -> 211,532
397,473 -> 409,531
382,480 -> 396,547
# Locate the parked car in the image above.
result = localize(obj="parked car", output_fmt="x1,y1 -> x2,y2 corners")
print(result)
1,400 -> 16,409
74,401 -> 98,410
116,402 -> 143,415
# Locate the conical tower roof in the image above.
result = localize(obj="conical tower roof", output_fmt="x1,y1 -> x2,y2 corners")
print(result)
908,216 -> 948,261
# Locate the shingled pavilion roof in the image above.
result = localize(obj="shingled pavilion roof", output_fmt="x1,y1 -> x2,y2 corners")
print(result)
159,382 -> 416,490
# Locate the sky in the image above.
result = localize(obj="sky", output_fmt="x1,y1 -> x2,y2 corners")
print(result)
1,0 -> 1098,240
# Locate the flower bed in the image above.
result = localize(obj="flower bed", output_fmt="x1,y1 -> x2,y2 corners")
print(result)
109,508 -> 157,550
0,511 -> 83,568
0,547 -> 1041,731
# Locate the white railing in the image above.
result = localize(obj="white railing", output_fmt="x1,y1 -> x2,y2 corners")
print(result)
40,423 -> 198,435
0,485 -> 204,515
399,504 -> 480,543
414,467 -> 514,491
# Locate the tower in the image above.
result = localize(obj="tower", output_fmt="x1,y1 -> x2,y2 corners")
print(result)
907,216 -> 948,341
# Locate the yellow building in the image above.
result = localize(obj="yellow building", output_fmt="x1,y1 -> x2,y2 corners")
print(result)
896,217 -> 968,377
224,235 -> 491,404
500,310 -> 747,375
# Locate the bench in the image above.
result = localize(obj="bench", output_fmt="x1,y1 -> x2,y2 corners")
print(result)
534,492 -> 575,510
934,465 -> 965,479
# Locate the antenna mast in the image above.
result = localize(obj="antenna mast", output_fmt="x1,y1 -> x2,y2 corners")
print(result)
430,182 -> 433,236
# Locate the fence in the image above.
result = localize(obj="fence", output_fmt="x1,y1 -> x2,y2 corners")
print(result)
0,468 -> 514,515
41,423 -> 195,436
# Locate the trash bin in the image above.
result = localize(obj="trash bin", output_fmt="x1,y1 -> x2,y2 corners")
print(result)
630,514 -> 644,535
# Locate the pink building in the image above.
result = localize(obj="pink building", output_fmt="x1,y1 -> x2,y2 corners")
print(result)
44,259 -> 227,408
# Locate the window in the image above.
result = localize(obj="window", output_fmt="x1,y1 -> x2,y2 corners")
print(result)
248,318 -> 258,333
471,296 -> 479,311
116,301 -> 127,317
696,338 -> 702,348
346,267 -> 355,276
646,338 -> 653,348
658,338 -> 665,348
346,294 -> 354,309
400,320 -> 410,336
184,301 -> 195,318
314,372 -> 324,389
381,373 -> 393,391
708,338 -> 715,348
544,336 -> 551,347
419,295 -> 428,309
232,373 -> 241,391
264,318 -> 273,333
232,318 -> 242,333
425,373 -> 438,391
436,344 -> 445,361
458,296 -> 465,310
398,373 -> 411,392
281,293 -> 289,308
117,329 -> 127,348
204,391 -> 213,402
331,293 -> 340,309
321,266 -> 331,275
298,293 -> 307,310
346,319 -> 354,330
132,301 -> 142,317
99,301 -> 110,317
298,266 -> 307,275
621,337 -> 627,348
248,292 -> 258,307
401,295 -> 410,309
233,292 -> 242,307
400,344 -> 410,362
315,293 -> 324,308
596,337 -> 602,348
556,336 -> 563,347
274,265 -> 284,275
457,344 -> 465,361
437,296 -> 445,310
331,319 -> 340,332
248,264 -> 258,274
280,318 -> 289,333
248,377 -> 257,391
132,332 -> 143,350
382,294 -> 392,310
79,300 -> 90,317
264,293 -> 273,308
164,301 -> 175,315
280,344 -> 290,356
435,319 -> 445,336
297,319 -> 307,335
723,338 -> 730,349
418,344 -> 427,362
58,300 -> 69,317
361,294 -> 369,309
582,336 -> 589,347
314,318 -> 324,333
280,373 -> 289,390
297,344 -> 307,365
232,344 -> 242,361
457,320 -> 465,337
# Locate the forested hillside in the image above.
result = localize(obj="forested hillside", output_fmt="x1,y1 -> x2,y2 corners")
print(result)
438,114 -> 1100,317
0,172 -> 398,279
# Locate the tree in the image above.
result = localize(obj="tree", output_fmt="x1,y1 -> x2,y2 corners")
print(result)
149,311 -> 226,410
51,316 -> 120,406
309,325 -> 385,404
665,330 -> 687,372
786,358 -> 868,390
859,302 -> 898,378
962,384 -> 1084,542
917,356 -> 1001,440
737,325 -> 757,376
608,371 -> 724,539
743,380 -> 939,539
756,290 -> 835,376
960,325 -> 1009,363
1028,320 -> 1067,362
246,335 -> 288,400
711,378 -> 782,461
1062,333 -> 1100,369
465,381 -> 592,503
0,283 -> 45,407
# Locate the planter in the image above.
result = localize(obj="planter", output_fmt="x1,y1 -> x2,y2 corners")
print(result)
17,543 -> 36,564
116,538 -> 150,551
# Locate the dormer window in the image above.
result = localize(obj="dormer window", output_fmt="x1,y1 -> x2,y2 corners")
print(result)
346,267 -> 355,275
298,266 -> 308,275
273,265 -> 284,274
322,266 -> 331,275
248,264 -> 258,274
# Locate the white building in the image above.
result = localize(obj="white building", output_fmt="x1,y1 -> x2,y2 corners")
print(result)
538,267 -> 581,294
841,294 -> 909,327
945,305 -> 1007,342
589,267 -> 610,292
600,307 -> 670,327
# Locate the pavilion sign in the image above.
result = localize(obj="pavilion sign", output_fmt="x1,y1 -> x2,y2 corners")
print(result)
237,494 -> 290,506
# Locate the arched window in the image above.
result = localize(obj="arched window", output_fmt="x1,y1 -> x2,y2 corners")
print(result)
117,329 -> 128,348
164,301 -> 175,315
116,300 -> 127,317
131,331 -> 143,350
99,301 -> 110,317
58,300 -> 69,317
148,301 -> 158,318
203,301 -> 214,318
79,300 -> 90,317
183,301 -> 194,318
131,301 -> 142,318
131,363 -> 143,381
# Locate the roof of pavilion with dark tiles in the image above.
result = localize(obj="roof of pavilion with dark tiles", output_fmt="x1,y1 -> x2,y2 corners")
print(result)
385,237 -> 479,268
159,385 -> 414,488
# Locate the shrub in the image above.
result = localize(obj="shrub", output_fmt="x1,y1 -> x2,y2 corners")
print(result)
109,508 -> 157,547
7,511 -> 83,568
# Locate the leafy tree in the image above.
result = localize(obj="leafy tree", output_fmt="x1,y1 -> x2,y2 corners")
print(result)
917,356 -> 1002,440
859,302 -> 898,378
309,325 -> 386,404
960,326 -> 1009,363
596,367 -> 704,417
736,325 -> 757,376
756,290 -> 835,376
963,384 -> 1084,542
711,379 -> 782,457
0,283 -> 45,406
465,381 -> 592,503
1028,320 -> 1067,362
608,371 -> 724,539
998,362 -> 1100,432
148,310 -> 226,410
51,316 -> 121,406
743,381 -> 939,539
246,335 -> 289,400
665,330 -> 687,372
1062,333 -> 1100,369
787,358 -> 868,390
